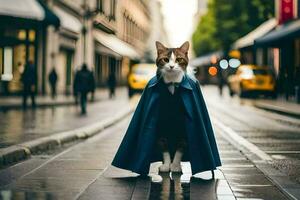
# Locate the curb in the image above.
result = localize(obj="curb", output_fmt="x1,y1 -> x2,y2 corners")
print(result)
0,104 -> 135,168
254,102 -> 300,119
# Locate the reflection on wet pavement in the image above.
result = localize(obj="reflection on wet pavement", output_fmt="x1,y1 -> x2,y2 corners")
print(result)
0,90 -> 129,148
0,190 -> 53,200
149,173 -> 189,200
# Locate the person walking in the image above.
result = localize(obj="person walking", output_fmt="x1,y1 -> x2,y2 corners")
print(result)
48,68 -> 58,99
107,73 -> 116,99
73,64 -> 95,114
21,60 -> 36,108
217,70 -> 225,97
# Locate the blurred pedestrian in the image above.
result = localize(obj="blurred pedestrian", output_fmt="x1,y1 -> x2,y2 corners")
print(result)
73,63 -> 95,114
21,60 -> 36,108
48,68 -> 58,99
73,69 -> 79,105
217,70 -> 225,97
107,73 -> 116,99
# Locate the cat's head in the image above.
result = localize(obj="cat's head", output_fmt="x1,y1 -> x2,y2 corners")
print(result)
155,41 -> 189,83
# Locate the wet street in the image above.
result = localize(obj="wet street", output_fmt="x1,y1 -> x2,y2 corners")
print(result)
204,86 -> 300,185
0,86 -> 300,199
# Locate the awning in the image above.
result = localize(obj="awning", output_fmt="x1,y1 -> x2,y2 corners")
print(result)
190,51 -> 223,67
53,7 -> 81,34
233,18 -> 277,49
255,19 -> 300,46
0,0 -> 60,27
93,31 -> 140,60
95,42 -> 122,58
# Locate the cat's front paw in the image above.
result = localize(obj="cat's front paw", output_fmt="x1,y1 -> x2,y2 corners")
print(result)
159,163 -> 170,172
170,163 -> 182,173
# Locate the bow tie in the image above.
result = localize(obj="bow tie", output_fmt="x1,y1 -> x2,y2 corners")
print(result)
166,82 -> 180,87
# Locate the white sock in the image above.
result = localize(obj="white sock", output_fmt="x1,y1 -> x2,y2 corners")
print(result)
172,151 -> 183,165
163,152 -> 171,164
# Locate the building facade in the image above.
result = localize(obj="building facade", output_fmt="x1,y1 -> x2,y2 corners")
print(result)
232,0 -> 300,102
0,0 -> 152,95
0,0 -> 60,95
255,0 -> 300,102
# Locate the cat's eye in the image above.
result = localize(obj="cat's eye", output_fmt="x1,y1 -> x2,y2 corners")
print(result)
176,58 -> 183,63
163,58 -> 169,62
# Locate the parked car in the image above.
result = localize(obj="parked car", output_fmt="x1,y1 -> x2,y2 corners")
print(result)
127,63 -> 156,97
227,65 -> 276,98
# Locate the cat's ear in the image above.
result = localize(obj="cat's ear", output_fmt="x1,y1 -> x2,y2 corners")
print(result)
156,41 -> 166,53
179,41 -> 189,53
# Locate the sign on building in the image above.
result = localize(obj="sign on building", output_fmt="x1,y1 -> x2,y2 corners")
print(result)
277,0 -> 297,24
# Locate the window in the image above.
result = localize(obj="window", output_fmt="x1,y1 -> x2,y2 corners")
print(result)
28,30 -> 36,42
97,0 -> 103,13
110,0 -> 116,20
1,47 -> 13,81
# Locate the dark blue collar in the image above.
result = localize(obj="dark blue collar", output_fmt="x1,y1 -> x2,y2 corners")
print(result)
148,74 -> 192,90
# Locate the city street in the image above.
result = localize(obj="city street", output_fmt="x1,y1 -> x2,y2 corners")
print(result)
1,0 -> 300,199
0,86 -> 299,200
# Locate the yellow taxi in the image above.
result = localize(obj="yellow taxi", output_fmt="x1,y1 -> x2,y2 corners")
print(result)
128,63 -> 157,96
228,65 -> 276,98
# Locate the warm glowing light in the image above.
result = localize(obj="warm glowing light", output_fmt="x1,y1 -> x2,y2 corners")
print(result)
229,50 -> 241,59
210,55 -> 218,64
18,30 -> 26,40
208,66 -> 218,76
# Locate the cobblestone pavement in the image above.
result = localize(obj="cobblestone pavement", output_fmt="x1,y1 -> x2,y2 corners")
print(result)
0,88 -> 129,148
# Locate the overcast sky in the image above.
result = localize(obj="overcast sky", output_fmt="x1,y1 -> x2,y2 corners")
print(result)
159,0 -> 199,47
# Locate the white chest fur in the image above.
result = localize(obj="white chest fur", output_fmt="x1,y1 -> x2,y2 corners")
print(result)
168,85 -> 175,94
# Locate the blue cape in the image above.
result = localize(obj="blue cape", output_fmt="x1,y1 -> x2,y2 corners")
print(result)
112,75 -> 221,175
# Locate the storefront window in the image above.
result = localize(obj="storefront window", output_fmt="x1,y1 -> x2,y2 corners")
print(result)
17,30 -> 26,40
29,45 -> 35,62
9,45 -> 26,92
1,47 -> 13,81
28,30 -> 36,42
0,27 -> 37,93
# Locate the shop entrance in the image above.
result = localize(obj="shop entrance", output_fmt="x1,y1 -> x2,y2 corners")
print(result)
0,28 -> 37,95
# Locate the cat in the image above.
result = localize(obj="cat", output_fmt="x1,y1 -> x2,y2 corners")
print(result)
155,41 -> 189,173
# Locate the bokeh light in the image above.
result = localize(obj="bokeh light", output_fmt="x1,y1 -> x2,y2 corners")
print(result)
229,58 -> 241,68
219,59 -> 229,69
208,66 -> 218,76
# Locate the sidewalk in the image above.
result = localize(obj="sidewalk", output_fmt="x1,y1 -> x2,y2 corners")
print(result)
0,88 -> 129,149
0,87 -> 119,110
201,85 -> 300,119
0,88 -> 135,168
253,98 -> 300,119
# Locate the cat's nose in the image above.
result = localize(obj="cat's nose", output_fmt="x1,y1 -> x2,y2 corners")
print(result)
170,66 -> 174,69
